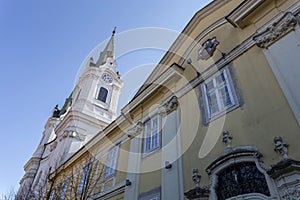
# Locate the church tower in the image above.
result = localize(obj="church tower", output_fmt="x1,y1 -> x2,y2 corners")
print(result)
17,29 -> 123,199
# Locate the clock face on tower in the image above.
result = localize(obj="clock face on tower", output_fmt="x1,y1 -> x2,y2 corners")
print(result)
101,73 -> 113,84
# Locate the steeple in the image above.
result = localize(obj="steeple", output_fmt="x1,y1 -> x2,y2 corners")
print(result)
96,27 -> 116,67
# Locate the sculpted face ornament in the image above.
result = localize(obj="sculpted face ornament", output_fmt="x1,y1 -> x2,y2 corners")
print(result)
198,37 -> 219,60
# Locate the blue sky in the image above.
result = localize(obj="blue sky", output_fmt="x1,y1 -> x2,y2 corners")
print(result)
0,0 -> 212,195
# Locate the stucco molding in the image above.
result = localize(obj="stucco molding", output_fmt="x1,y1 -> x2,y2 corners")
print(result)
60,130 -> 86,142
253,12 -> 298,48
126,121 -> 143,138
179,18 -> 227,66
159,96 -> 179,116
205,146 -> 263,175
280,185 -> 300,200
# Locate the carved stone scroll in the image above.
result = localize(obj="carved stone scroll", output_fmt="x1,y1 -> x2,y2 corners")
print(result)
253,12 -> 297,48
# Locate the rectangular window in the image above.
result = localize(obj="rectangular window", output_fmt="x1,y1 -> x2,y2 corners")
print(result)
77,163 -> 91,197
143,115 -> 160,154
104,145 -> 119,180
60,179 -> 69,200
49,189 -> 55,200
201,67 -> 240,123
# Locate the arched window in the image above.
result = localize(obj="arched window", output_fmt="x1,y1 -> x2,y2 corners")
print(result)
97,87 -> 108,103
205,146 -> 276,199
216,162 -> 270,200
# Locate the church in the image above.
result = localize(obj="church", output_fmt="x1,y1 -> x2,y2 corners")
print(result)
17,0 -> 300,199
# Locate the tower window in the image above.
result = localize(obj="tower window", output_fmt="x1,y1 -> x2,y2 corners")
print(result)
97,87 -> 108,103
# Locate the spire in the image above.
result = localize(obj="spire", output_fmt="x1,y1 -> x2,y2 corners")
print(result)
96,27 -> 116,67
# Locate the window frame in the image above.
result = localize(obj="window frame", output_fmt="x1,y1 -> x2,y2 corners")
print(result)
104,144 -> 120,181
215,162 -> 271,199
77,163 -> 91,197
200,66 -> 240,124
205,147 -> 277,199
97,87 -> 109,103
60,179 -> 69,200
142,114 -> 161,156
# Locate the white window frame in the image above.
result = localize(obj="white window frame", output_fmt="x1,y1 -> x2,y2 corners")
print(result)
143,115 -> 161,155
104,145 -> 119,180
201,67 -> 240,123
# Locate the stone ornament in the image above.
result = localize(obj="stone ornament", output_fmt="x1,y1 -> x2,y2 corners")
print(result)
222,131 -> 233,149
184,168 -> 209,199
159,96 -> 179,116
280,186 -> 300,200
50,141 -> 57,152
198,37 -> 219,60
192,168 -> 201,188
273,136 -> 289,160
126,121 -> 143,138
253,12 -> 297,48
60,130 -> 86,142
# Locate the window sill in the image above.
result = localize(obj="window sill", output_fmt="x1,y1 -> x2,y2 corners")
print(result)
142,146 -> 161,159
205,104 -> 240,125
103,173 -> 116,182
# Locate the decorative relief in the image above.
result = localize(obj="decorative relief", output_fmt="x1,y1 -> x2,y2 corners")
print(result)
50,141 -> 57,152
159,96 -> 179,116
86,73 -> 100,80
60,130 -> 86,141
198,37 -> 219,60
253,12 -> 297,48
126,121 -> 143,138
280,186 -> 300,200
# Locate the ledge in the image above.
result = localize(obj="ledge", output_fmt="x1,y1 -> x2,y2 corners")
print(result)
267,158 -> 300,178
226,0 -> 266,28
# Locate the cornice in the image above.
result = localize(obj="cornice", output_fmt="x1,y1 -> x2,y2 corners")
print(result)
54,109 -> 109,135
121,63 -> 184,114
135,0 -> 233,97
226,0 -> 266,28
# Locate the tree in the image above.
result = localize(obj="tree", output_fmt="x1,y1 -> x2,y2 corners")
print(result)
1,187 -> 16,200
46,157 -> 105,200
